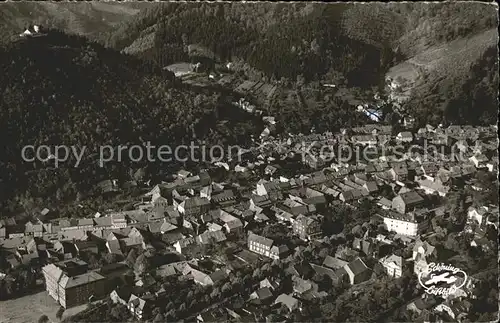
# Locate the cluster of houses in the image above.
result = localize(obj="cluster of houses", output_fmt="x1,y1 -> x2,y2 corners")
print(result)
0,122 -> 497,321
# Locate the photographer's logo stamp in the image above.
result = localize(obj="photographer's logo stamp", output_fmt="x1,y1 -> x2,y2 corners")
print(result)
418,263 -> 468,297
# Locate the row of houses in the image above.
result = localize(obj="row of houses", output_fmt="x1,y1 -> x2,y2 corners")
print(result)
2,118 -> 495,321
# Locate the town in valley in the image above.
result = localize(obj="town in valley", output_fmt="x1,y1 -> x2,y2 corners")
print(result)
0,2 -> 498,323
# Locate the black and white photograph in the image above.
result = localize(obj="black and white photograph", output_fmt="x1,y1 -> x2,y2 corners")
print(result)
0,1 -> 498,322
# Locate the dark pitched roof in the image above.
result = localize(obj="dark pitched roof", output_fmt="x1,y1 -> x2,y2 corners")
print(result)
322,256 -> 348,269
184,196 -> 211,208
107,239 -> 123,255
398,190 -> 424,205
346,257 -> 369,276
212,190 -> 236,202
291,262 -> 314,278
256,287 -> 273,300
352,238 -> 373,255
113,286 -> 133,302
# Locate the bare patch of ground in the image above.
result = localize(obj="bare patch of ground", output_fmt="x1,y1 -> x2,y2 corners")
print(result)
0,291 -> 87,323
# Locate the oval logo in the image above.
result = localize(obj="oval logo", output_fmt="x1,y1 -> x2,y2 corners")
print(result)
418,262 -> 468,297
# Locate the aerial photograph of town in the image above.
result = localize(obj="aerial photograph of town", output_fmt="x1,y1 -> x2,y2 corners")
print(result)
0,1 -> 498,323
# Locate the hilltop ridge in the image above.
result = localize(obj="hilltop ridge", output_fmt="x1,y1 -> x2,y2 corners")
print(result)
0,1 -> 149,44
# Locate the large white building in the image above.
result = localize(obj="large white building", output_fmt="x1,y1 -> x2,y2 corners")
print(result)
380,211 -> 429,236
42,261 -> 106,308
247,232 -> 287,260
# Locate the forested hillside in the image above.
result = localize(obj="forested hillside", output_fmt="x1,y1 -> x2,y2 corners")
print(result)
404,44 -> 499,126
447,45 -> 499,125
380,2 -> 499,126
100,2 -> 498,126
0,26 -> 374,215
342,2 -> 497,55
0,31 -> 262,213
0,2 -> 497,214
4,2 -> 496,126
102,2 -> 393,88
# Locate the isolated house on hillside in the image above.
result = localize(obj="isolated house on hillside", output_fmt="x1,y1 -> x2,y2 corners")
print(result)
19,24 -> 42,37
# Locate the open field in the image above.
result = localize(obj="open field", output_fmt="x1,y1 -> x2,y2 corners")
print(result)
0,291 -> 87,323
0,291 -> 60,323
